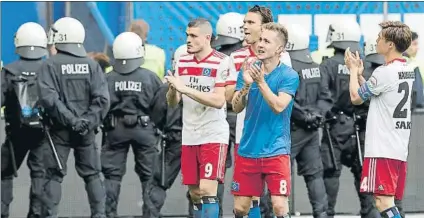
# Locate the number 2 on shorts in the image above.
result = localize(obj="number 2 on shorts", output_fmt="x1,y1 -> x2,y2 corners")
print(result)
204,163 -> 213,178
279,180 -> 287,195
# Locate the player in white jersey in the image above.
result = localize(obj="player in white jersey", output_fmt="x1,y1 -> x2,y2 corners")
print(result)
165,18 -> 230,218
345,21 -> 413,218
225,5 -> 293,218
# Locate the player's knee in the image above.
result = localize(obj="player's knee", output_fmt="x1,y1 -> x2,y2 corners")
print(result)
304,170 -> 323,183
374,195 -> 394,211
271,195 -> 289,216
233,196 -> 251,216
199,179 -> 218,196
188,186 -> 202,203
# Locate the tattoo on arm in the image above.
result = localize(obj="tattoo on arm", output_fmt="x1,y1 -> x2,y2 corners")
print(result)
233,85 -> 250,106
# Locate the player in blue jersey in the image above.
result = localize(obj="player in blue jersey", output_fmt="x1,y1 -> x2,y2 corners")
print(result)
231,22 -> 300,218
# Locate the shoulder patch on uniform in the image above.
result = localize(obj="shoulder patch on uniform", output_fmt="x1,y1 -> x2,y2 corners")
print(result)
369,76 -> 378,87
220,69 -> 229,80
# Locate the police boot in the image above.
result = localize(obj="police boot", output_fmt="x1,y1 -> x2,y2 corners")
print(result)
1,179 -> 13,218
260,191 -> 273,218
395,200 -> 405,218
357,192 -> 380,218
142,182 -> 166,218
304,172 -> 328,218
217,183 -> 225,218
44,179 -> 62,218
104,179 -> 121,218
84,175 -> 106,218
27,178 -> 47,218
323,170 -> 341,218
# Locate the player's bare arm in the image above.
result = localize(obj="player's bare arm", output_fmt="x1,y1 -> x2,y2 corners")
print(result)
165,71 -> 182,107
183,85 -> 226,109
345,48 -> 365,105
232,84 -> 251,113
225,84 -> 236,103
166,85 -> 181,107
250,63 -> 293,113
226,57 -> 251,103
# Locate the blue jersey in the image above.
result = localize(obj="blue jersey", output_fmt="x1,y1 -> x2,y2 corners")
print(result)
235,64 -> 299,158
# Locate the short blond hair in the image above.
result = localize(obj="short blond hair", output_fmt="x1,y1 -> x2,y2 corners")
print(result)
261,22 -> 288,47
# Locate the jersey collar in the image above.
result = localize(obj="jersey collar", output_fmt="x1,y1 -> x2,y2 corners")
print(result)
193,50 -> 215,64
385,58 -> 406,65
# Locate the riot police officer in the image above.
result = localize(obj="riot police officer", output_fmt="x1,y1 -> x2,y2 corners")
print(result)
100,32 -> 162,218
142,44 -> 185,218
1,22 -> 48,218
319,19 -> 380,218
37,17 -> 110,218
212,12 -> 245,55
285,23 -> 333,218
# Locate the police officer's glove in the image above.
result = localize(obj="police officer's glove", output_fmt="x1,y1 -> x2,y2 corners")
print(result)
304,113 -> 323,130
324,110 -> 337,125
73,118 -> 90,135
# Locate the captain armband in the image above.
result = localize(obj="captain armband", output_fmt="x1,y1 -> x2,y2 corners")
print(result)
358,82 -> 374,101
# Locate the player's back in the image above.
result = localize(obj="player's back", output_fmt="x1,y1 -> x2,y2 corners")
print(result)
365,59 -> 415,161
176,50 -> 229,145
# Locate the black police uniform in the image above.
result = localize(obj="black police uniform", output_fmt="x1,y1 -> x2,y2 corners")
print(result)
291,58 -> 332,218
1,59 -> 46,218
101,67 -> 162,218
37,52 -> 110,218
319,51 -> 380,218
142,83 -> 183,218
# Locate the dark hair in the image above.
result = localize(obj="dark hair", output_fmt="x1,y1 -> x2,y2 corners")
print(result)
411,31 -> 418,41
248,5 -> 274,24
188,18 -> 212,29
88,52 -> 111,73
379,21 -> 412,53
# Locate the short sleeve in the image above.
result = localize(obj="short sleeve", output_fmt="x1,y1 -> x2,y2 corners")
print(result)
235,70 -> 245,91
278,68 -> 300,97
226,56 -> 238,86
358,66 -> 390,101
215,56 -> 230,87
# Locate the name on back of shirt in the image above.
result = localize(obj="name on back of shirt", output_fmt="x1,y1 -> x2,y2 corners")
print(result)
61,64 -> 89,75
115,81 -> 142,92
302,67 -> 320,79
398,71 -> 415,80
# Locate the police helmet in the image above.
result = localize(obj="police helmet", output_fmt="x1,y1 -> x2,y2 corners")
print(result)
48,17 -> 86,57
14,22 -> 47,59
212,12 -> 244,48
172,44 -> 188,70
326,19 -> 362,53
364,35 -> 385,65
284,23 -> 313,63
112,32 -> 144,74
